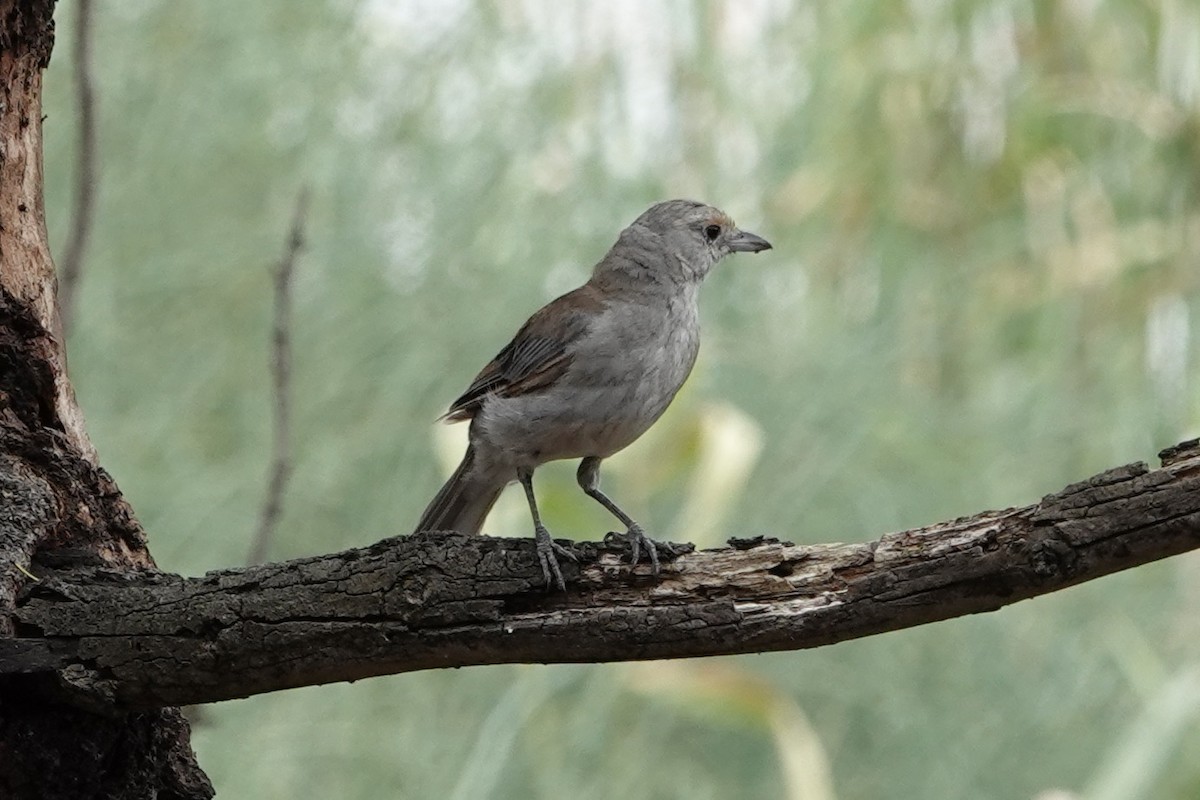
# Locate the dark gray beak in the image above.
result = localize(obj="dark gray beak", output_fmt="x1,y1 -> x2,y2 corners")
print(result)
728,229 -> 772,253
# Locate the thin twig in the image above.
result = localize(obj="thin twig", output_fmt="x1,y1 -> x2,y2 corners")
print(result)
58,0 -> 97,333
247,188 -> 310,565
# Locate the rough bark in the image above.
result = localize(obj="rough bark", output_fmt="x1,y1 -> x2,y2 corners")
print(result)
0,3 -> 211,797
3,439 -> 1198,712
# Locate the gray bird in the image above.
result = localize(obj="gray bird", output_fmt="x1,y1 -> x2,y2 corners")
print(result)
414,199 -> 772,589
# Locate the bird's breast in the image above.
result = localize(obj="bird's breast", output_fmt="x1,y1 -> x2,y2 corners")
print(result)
571,293 -> 700,407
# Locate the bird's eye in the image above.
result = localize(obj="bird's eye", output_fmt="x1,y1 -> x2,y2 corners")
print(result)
704,224 -> 722,242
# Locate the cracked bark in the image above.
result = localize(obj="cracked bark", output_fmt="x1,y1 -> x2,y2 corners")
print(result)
4,439 -> 1200,712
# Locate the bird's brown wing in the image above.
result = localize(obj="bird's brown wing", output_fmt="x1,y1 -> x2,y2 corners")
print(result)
443,283 -> 607,422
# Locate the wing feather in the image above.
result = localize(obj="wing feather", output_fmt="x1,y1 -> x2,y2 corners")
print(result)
442,284 -> 605,421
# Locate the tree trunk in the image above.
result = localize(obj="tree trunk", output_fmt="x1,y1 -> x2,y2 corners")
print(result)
0,2 -> 212,797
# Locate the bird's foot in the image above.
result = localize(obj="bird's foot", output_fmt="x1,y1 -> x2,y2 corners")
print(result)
534,523 -> 577,591
625,523 -> 661,575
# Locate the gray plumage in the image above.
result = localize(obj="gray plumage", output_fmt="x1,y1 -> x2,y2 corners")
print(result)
414,199 -> 772,589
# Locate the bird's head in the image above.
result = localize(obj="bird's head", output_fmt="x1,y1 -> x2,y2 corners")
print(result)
602,199 -> 772,285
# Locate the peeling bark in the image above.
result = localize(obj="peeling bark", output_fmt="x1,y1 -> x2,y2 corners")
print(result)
4,440 -> 1198,711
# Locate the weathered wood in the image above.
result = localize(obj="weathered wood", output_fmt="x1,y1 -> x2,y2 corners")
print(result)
7,439 -> 1199,711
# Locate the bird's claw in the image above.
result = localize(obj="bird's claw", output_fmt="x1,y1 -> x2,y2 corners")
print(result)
534,524 -> 577,591
626,523 -> 661,575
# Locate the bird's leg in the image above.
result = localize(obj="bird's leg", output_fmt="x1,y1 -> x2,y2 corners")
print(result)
517,468 -> 577,591
576,457 -> 661,574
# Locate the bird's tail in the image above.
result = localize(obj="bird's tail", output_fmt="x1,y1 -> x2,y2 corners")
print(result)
413,445 -> 507,534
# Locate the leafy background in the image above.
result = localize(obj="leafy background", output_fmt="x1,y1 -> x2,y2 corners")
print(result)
39,1 -> 1200,798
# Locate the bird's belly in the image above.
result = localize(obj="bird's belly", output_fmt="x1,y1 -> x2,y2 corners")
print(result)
475,346 -> 694,467
477,384 -> 658,464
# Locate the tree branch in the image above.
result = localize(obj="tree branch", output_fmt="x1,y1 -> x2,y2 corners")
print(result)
6,439 -> 1200,711
56,0 -> 97,333
246,188 -> 309,565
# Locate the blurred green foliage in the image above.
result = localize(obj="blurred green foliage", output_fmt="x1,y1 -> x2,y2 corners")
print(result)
39,1 -> 1200,797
